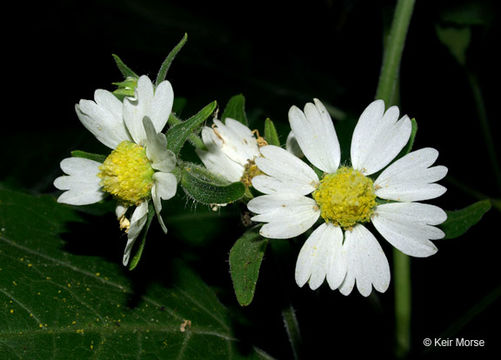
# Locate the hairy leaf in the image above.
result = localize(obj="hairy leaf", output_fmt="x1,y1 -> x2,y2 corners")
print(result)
229,230 -> 268,306
441,200 -> 491,239
166,101 -> 217,156
156,33 -> 188,86
181,164 -> 245,205
111,54 -> 138,79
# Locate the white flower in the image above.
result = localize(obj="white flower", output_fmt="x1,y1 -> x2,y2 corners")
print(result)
54,75 -> 178,266
247,99 -> 447,296
195,118 -> 265,186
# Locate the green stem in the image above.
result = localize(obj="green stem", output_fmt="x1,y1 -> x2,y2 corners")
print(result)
466,71 -> 501,192
374,0 -> 415,358
281,304 -> 301,360
394,251 -> 411,358
375,0 -> 416,103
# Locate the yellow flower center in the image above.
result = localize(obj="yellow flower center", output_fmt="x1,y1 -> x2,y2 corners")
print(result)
98,141 -> 154,206
312,167 -> 376,229
240,159 -> 263,187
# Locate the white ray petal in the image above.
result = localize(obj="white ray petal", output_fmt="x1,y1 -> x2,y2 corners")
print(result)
375,147 -> 448,201
342,225 -> 390,297
149,79 -> 174,132
248,194 -> 320,239
372,203 -> 445,257
76,91 -> 130,149
326,226 -> 346,290
143,117 -> 176,172
211,119 -> 260,165
288,99 -> 340,173
153,172 -> 178,201
124,76 -> 171,145
252,175 -> 315,195
295,224 -> 327,288
350,100 -> 411,175
123,202 -> 149,266
151,184 -> 167,234
255,145 -> 319,191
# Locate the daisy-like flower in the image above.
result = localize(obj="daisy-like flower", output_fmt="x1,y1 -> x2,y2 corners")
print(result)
247,99 -> 447,296
195,118 -> 267,186
54,75 -> 178,266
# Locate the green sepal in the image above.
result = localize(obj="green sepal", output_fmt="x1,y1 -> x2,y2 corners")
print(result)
180,163 -> 245,205
264,118 -> 280,146
128,202 -> 155,270
112,77 -> 138,100
112,54 -> 139,79
221,94 -> 248,126
71,150 -> 107,163
166,101 -> 217,156
441,200 -> 491,239
229,228 -> 268,306
156,33 -> 188,86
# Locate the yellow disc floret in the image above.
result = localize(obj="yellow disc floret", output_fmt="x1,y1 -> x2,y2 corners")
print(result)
98,141 -> 154,206
240,159 -> 263,187
312,167 -> 376,229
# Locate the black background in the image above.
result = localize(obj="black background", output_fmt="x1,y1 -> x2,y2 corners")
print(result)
3,0 -> 500,359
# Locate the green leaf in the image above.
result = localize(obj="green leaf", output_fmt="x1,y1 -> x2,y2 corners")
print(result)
264,118 -> 280,146
441,200 -> 491,239
166,101 -> 217,156
71,150 -> 107,163
229,230 -> 268,306
0,187 -> 269,359
111,54 -> 138,79
181,164 -> 245,205
436,26 -> 471,66
128,203 -> 155,271
155,33 -> 188,86
221,94 -> 248,126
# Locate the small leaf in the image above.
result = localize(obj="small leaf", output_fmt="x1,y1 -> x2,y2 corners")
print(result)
181,163 -> 245,205
436,26 -> 471,66
264,118 -> 280,146
166,101 -> 217,156
229,229 -> 268,306
128,203 -> 155,270
156,33 -> 188,86
221,94 -> 248,126
70,150 -> 107,163
441,200 -> 491,239
111,54 -> 138,78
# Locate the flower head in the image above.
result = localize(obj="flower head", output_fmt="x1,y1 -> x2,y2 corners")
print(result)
247,99 -> 447,296
54,75 -> 178,265
195,118 -> 266,185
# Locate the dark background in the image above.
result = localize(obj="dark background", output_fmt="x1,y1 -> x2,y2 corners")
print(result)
3,0 -> 500,358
